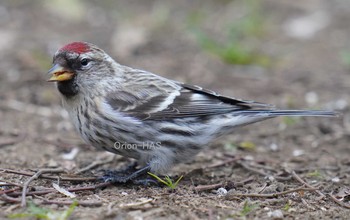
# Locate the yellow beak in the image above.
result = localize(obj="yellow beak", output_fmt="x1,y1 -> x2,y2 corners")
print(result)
47,64 -> 74,82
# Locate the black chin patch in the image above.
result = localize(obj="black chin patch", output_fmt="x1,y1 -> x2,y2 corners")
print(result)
57,79 -> 78,97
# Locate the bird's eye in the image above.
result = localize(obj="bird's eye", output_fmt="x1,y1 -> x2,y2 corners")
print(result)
80,58 -> 90,66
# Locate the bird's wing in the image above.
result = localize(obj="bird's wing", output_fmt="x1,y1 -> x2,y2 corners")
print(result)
106,70 -> 275,120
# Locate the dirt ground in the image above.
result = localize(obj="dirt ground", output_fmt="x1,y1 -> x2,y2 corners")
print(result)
1,0 -> 350,219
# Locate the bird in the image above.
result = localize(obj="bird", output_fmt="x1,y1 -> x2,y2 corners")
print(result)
47,41 -> 337,183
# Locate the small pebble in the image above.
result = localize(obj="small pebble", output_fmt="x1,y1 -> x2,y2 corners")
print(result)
244,155 -> 254,161
292,149 -> 304,157
267,176 -> 275,182
269,143 -> 279,152
267,209 -> 284,219
331,177 -> 340,183
216,187 -> 228,196
334,99 -> 348,109
305,91 -> 319,105
284,12 -> 329,39
61,147 -> 79,160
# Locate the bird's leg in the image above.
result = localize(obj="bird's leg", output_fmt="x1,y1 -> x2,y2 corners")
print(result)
119,161 -> 138,173
99,164 -> 159,186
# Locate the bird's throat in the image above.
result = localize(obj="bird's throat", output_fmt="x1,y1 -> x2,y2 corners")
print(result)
57,79 -> 79,97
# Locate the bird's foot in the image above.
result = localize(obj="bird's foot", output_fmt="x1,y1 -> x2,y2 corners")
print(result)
130,177 -> 160,186
99,164 -> 158,186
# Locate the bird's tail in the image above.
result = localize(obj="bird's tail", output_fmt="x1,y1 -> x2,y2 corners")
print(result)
215,110 -> 339,135
235,110 -> 339,117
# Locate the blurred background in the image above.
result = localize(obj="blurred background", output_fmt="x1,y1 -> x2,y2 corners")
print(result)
1,0 -> 349,113
0,0 -> 349,218
1,0 -> 349,160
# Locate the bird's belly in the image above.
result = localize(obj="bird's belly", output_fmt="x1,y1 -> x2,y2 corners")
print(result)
66,102 -> 144,159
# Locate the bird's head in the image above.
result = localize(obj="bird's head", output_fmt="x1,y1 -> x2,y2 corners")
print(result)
48,42 -> 118,97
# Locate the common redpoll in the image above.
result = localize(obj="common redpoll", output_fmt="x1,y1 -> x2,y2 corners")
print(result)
48,42 -> 337,183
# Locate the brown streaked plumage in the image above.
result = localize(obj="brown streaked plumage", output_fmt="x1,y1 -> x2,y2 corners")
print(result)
48,42 -> 338,183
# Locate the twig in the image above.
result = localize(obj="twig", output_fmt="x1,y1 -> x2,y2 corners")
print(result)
119,198 -> 153,208
21,168 -> 64,207
328,194 -> 350,209
234,177 -> 255,187
0,133 -> 26,148
64,182 -> 112,193
257,182 -> 268,194
9,189 -> 55,197
226,186 -> 316,199
291,171 -> 325,199
274,171 -> 293,181
1,194 -> 103,207
0,181 -> 23,187
8,182 -> 112,197
238,161 -> 292,181
52,183 -> 76,198
194,182 -> 225,192
274,176 -> 293,181
206,156 -> 241,169
246,163 -> 277,172
75,156 -> 115,174
0,187 -> 21,195
1,169 -> 97,182
41,198 -> 102,207
194,177 -> 254,192
294,166 -> 340,172
238,161 -> 270,176
1,194 -> 22,203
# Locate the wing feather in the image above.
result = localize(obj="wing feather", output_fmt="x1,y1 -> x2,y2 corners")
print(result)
105,69 -> 275,120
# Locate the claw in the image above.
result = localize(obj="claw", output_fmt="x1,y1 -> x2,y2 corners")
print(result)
131,178 -> 160,186
99,164 -> 151,184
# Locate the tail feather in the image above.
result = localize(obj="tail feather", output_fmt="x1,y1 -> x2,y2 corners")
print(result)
235,110 -> 339,117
